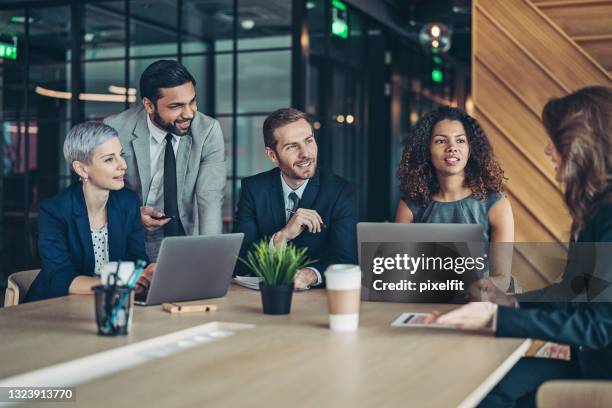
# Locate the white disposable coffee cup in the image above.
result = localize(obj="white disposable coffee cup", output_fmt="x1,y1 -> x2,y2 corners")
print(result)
325,264 -> 362,332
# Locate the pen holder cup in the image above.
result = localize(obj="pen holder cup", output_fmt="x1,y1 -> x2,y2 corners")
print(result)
93,285 -> 134,336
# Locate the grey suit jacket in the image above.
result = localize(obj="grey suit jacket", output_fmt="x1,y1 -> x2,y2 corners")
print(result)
104,106 -> 226,241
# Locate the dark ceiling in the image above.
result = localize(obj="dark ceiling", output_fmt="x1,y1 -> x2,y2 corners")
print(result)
1,0 -> 470,64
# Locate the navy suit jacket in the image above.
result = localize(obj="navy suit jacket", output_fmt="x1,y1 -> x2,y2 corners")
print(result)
497,204 -> 612,379
232,167 -> 358,283
25,183 -> 149,302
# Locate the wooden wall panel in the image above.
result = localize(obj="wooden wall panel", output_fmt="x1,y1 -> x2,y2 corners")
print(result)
511,251 -> 550,291
475,105 -> 569,242
475,12 -> 567,112
510,241 -> 568,291
537,2 -> 612,37
474,65 -> 561,190
475,1 -> 611,89
577,39 -> 612,71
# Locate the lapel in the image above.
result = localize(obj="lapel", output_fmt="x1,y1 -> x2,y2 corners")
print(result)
269,167 -> 286,232
106,191 -> 122,261
298,168 -> 320,211
175,132 -> 193,203
71,184 -> 95,276
130,110 -> 151,202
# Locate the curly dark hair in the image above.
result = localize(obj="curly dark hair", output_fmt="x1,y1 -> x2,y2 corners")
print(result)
397,106 -> 505,205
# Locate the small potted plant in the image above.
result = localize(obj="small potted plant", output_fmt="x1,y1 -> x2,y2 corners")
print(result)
241,239 -> 314,315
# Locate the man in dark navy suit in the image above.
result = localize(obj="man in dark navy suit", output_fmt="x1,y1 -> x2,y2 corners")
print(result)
233,108 -> 357,289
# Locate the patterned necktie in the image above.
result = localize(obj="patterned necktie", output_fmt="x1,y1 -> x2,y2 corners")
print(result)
288,192 -> 300,222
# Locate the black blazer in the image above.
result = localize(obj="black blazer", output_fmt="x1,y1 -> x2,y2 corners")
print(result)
232,167 -> 358,283
25,183 -> 149,302
497,203 -> 612,379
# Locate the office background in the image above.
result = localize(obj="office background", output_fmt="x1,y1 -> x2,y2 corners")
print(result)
0,0 -> 471,286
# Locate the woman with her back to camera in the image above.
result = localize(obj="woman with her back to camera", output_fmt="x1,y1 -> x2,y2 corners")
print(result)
429,86 -> 612,407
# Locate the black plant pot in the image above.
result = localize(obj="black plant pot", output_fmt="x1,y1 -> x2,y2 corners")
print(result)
259,282 -> 294,315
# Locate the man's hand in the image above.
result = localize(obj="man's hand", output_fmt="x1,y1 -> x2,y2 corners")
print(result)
468,277 -> 518,307
546,343 -> 571,360
140,207 -> 171,232
135,263 -> 155,294
294,268 -> 318,290
274,209 -> 323,246
427,302 -> 497,332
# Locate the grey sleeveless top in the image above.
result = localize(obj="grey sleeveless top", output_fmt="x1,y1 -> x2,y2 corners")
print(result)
403,193 -> 504,242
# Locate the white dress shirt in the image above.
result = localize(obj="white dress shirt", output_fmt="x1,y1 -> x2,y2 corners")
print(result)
145,114 -> 181,209
270,173 -> 322,286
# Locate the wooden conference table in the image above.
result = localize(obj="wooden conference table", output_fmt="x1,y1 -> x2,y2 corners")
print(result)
0,285 -> 530,408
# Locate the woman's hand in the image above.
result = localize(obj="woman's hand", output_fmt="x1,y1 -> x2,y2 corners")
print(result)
426,302 -> 498,332
469,277 -> 518,307
547,343 -> 571,360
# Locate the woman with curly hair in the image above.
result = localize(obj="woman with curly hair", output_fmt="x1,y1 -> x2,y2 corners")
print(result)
395,106 -> 514,291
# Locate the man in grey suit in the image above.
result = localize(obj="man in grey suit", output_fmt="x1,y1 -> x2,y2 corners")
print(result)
105,60 -> 225,261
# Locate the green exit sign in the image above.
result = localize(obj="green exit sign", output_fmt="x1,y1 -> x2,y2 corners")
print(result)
331,0 -> 349,39
0,35 -> 17,60
0,43 -> 17,60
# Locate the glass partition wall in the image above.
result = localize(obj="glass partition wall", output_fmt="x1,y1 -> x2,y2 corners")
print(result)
0,0 -> 293,280
0,0 -> 468,303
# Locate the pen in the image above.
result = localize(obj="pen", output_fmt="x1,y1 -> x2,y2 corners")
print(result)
286,208 -> 327,229
105,260 -> 147,332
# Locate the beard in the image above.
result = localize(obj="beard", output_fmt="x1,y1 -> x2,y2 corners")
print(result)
280,157 -> 317,181
152,109 -> 192,136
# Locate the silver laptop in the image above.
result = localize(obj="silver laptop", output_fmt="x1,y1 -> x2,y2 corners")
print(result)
136,233 -> 244,306
357,223 -> 485,302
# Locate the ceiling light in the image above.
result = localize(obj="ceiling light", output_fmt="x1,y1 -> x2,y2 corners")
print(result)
241,19 -> 255,30
35,86 -> 71,100
79,93 -> 136,103
431,25 -> 440,38
9,124 -> 38,134
35,86 -> 136,103
108,85 -> 137,96
465,96 -> 474,115
10,16 -> 34,24
410,111 -> 418,126
419,23 -> 451,54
